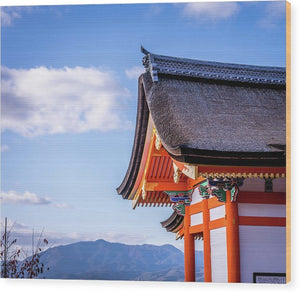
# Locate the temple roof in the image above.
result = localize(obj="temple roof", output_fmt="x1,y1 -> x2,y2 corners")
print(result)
143,74 -> 286,165
142,49 -> 285,165
117,49 -> 286,199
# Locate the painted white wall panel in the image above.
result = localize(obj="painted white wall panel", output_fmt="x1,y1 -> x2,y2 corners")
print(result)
209,205 -> 225,221
191,187 -> 202,205
239,178 -> 265,192
273,178 -> 286,192
191,212 -> 203,226
238,203 -> 286,218
239,226 -> 286,283
210,227 -> 228,283
239,178 -> 286,193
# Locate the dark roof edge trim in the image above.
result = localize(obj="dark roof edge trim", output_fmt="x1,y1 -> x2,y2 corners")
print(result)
170,146 -> 286,167
116,76 -> 149,199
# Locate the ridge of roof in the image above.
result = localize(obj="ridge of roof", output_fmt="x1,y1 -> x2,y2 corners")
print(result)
141,46 -> 286,86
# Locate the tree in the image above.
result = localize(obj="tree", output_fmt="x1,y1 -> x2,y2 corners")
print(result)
1,217 -> 49,278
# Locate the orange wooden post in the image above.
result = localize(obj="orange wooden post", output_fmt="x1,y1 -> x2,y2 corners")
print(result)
225,190 -> 240,283
203,198 -> 212,282
184,205 -> 195,282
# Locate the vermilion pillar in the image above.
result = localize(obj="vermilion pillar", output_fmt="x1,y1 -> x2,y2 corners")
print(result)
225,190 -> 240,283
184,205 -> 195,282
203,199 -> 212,282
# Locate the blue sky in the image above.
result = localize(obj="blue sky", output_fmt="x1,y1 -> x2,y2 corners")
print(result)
1,0 -> 286,253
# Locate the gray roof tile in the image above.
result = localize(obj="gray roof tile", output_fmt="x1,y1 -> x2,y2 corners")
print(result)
141,47 -> 286,85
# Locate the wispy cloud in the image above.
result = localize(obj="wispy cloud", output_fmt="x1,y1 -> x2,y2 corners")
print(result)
1,66 -> 132,137
0,217 -> 148,254
1,6 -> 32,26
259,1 -> 286,29
125,66 -> 144,80
182,2 -> 239,21
0,190 -> 70,208
1,7 -> 21,26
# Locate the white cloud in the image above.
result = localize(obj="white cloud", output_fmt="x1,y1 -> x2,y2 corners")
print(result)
1,66 -> 132,137
259,1 -> 285,29
1,7 -> 21,26
125,66 -> 145,80
0,190 -> 70,208
182,2 -> 239,21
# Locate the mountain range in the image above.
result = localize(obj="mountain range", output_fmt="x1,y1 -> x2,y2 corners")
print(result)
37,239 -> 204,281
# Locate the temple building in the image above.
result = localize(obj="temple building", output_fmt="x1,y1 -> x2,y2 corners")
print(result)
117,47 -> 287,283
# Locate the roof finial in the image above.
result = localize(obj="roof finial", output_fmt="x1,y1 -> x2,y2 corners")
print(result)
141,45 -> 150,55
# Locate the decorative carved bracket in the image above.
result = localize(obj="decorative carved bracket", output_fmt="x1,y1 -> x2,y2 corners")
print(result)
164,190 -> 193,202
172,203 -> 188,216
164,190 -> 193,216
182,164 -> 198,180
198,178 -> 243,202
173,162 -> 181,184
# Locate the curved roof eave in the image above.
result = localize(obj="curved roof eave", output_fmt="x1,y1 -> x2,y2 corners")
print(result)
116,75 -> 149,199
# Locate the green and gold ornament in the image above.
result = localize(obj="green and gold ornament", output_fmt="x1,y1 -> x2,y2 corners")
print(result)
164,190 -> 193,216
198,178 -> 243,202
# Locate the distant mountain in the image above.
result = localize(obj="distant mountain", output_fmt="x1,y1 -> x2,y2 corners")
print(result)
37,239 -> 204,281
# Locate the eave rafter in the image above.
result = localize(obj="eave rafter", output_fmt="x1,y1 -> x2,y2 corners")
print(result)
132,127 -> 185,208
131,125 -> 286,210
136,191 -> 173,207
132,126 -> 195,208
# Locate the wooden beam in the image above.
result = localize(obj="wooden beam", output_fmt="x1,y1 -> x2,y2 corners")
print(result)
189,224 -> 204,234
203,199 -> 212,282
189,201 -> 204,215
209,218 -> 226,230
225,191 -> 240,283
145,181 -> 188,192
184,206 -> 195,282
238,191 -> 286,205
239,216 -> 286,227
208,197 -> 225,209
